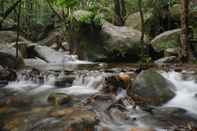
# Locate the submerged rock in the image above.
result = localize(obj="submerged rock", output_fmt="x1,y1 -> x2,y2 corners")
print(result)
130,128 -> 155,131
0,47 -> 24,69
48,93 -> 72,106
54,74 -> 75,88
0,68 -> 17,81
50,107 -> 98,131
132,69 -> 175,106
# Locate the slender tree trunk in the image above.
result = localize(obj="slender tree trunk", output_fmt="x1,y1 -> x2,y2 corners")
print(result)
27,0 -> 33,28
180,0 -> 190,62
46,0 -> 63,21
138,0 -> 144,45
0,0 -> 5,15
114,0 -> 126,26
16,0 -> 21,68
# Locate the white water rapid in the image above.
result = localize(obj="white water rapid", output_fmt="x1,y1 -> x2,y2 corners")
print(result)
161,71 -> 197,115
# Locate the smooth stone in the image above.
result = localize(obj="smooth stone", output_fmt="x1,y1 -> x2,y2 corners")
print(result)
132,69 -> 175,106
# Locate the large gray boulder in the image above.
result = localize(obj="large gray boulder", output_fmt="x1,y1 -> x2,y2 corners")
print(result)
33,45 -> 76,63
0,47 -> 24,69
38,31 -> 64,47
0,31 -> 30,45
125,12 -> 152,30
96,22 -> 148,61
24,58 -> 48,67
151,29 -> 181,52
0,17 -> 16,29
132,69 -> 175,106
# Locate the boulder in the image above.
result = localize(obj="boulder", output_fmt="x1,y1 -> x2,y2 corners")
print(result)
150,107 -> 197,126
0,31 -> 30,45
62,16 -> 148,62
24,58 -> 48,68
38,31 -> 64,47
125,12 -> 152,30
0,66 -> 11,87
154,56 -> 177,65
0,68 -> 17,81
164,48 -> 178,57
54,74 -> 75,87
151,29 -> 181,52
33,45 -> 76,63
99,22 -> 148,62
10,42 -> 30,58
0,47 -> 24,69
0,17 -> 16,29
132,69 -> 175,106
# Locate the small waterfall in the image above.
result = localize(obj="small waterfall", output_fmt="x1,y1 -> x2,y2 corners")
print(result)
161,71 -> 197,115
4,70 -> 56,94
4,70 -> 110,96
55,71 -> 108,95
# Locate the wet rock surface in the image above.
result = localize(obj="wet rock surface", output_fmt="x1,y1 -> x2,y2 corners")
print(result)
0,65 -> 197,131
154,56 -> 177,65
132,69 -> 175,106
0,47 -> 24,69
48,93 -> 73,106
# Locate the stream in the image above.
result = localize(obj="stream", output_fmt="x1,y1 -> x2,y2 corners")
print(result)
0,62 -> 197,131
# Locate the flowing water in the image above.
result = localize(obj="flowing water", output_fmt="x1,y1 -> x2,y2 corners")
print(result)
162,71 -> 197,115
1,64 -> 197,131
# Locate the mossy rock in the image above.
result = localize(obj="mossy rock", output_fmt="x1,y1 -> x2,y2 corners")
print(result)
132,69 -> 175,106
48,93 -> 72,106
151,29 -> 181,52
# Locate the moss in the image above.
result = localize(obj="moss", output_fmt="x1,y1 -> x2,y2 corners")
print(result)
157,40 -> 179,50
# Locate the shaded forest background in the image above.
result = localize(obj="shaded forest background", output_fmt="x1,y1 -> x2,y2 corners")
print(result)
0,0 -> 196,63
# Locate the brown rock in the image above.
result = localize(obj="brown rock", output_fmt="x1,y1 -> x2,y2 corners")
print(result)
50,107 -> 98,131
130,128 -> 155,131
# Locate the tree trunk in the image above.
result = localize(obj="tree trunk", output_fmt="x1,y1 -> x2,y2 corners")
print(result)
180,0 -> 190,62
16,0 -> 21,68
114,0 -> 126,26
138,0 -> 144,45
0,0 -> 5,15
